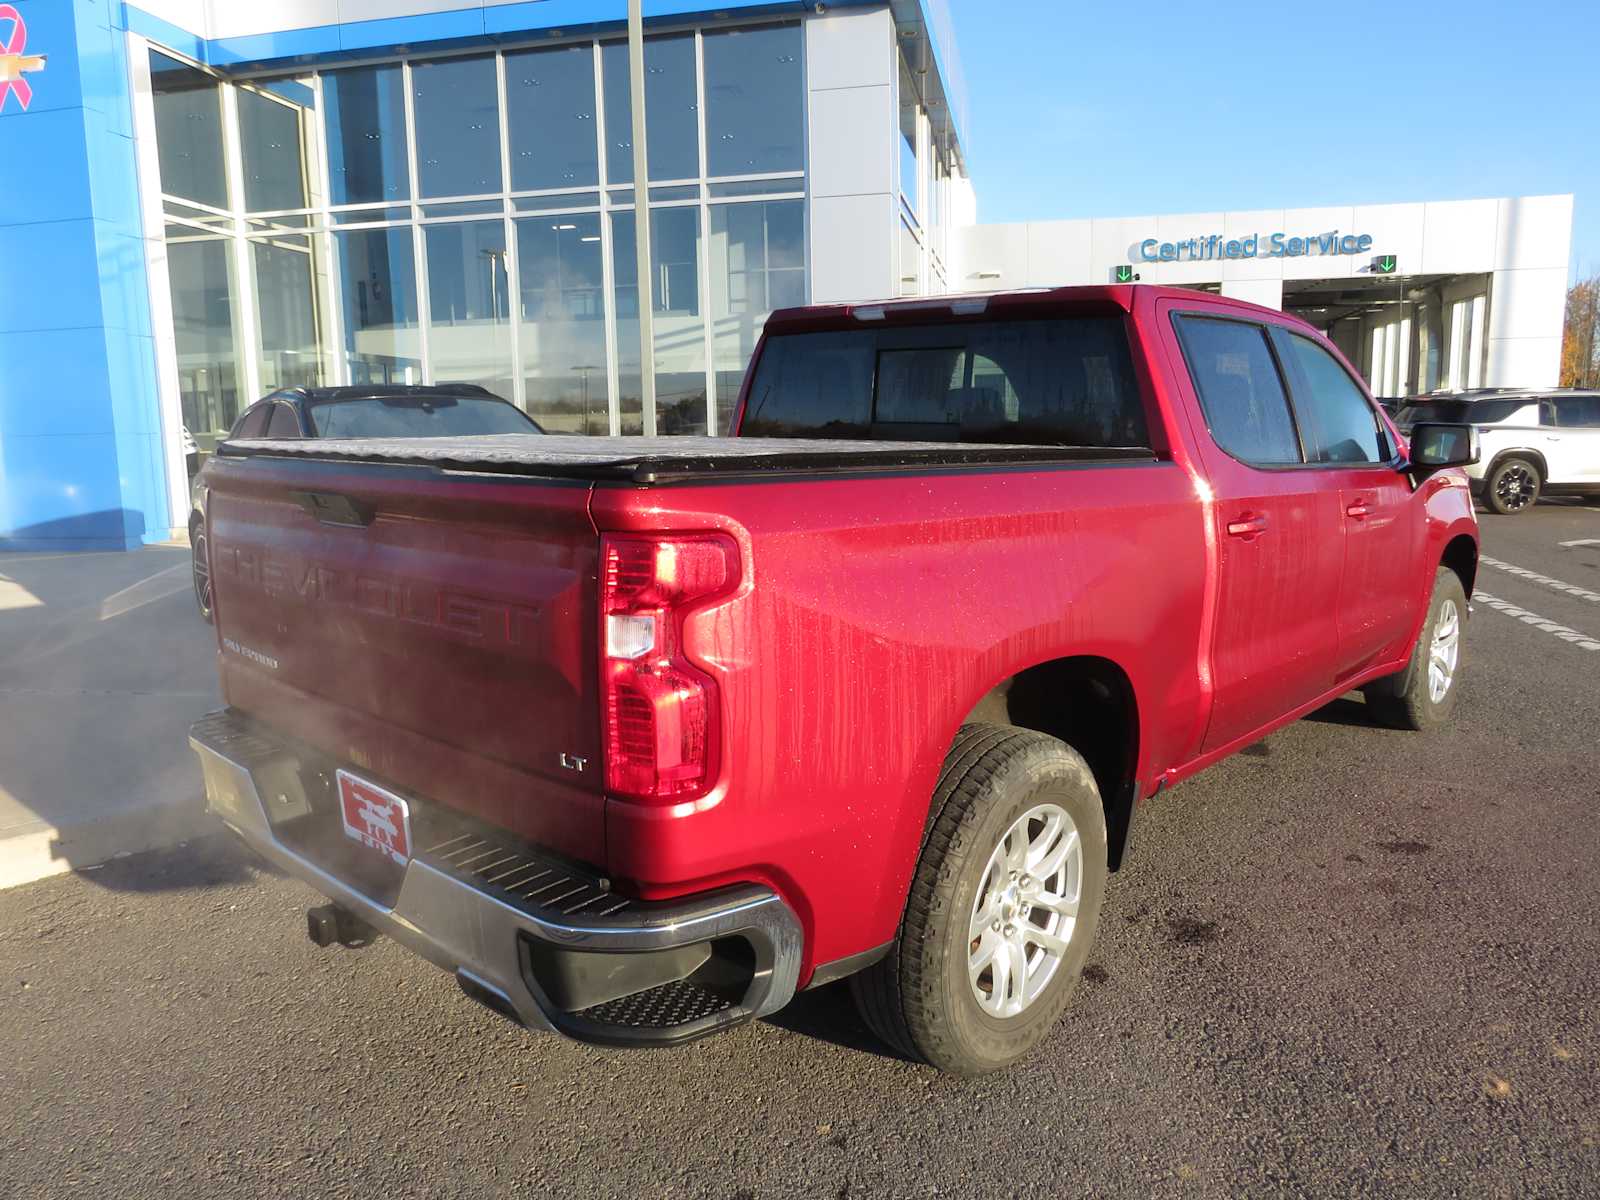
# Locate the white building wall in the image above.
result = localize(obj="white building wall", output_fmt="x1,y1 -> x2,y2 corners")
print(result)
805,6 -> 898,304
951,194 -> 1572,388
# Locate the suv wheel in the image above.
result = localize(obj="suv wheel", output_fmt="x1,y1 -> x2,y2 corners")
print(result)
1486,457 -> 1541,515
850,724 -> 1107,1075
190,516 -> 213,624
1364,567 -> 1466,731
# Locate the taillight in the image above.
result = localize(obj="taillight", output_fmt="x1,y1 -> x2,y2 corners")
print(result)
600,533 -> 739,803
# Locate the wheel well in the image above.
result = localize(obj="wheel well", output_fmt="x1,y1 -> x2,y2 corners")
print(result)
1441,534 -> 1478,597
1487,448 -> 1547,481
963,656 -> 1140,871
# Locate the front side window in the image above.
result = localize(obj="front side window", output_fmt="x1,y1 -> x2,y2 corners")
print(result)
1174,316 -> 1301,466
741,316 -> 1147,446
1282,333 -> 1386,464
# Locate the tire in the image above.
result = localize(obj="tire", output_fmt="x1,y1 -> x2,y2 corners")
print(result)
849,723 -> 1108,1076
1363,567 -> 1466,731
190,515 -> 214,625
1485,456 -> 1541,515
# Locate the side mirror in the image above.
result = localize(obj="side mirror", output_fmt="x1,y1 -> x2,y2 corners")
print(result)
1408,422 -> 1479,470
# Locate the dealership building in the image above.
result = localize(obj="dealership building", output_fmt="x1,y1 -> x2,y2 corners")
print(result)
0,0 -> 1575,549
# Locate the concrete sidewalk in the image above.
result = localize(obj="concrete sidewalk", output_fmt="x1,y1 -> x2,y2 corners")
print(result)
0,546 -> 220,889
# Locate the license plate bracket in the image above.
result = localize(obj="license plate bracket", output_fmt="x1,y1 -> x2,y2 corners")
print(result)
336,769 -> 413,867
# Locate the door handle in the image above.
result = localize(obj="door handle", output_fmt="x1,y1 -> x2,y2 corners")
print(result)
1226,514 -> 1269,538
1346,501 -> 1371,520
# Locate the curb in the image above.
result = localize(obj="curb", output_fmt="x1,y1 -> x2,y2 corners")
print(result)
0,793 -> 210,892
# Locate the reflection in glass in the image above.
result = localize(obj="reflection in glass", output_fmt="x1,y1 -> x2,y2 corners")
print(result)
150,51 -> 228,209
710,200 -> 803,432
335,228 -> 421,385
324,65 -> 411,205
167,235 -> 242,439
425,221 -> 513,400
412,56 -> 503,198
613,207 -> 706,434
252,234 -> 329,391
517,214 -> 607,434
238,80 -> 316,213
505,45 -> 599,192
601,36 -> 698,185
703,24 -> 803,177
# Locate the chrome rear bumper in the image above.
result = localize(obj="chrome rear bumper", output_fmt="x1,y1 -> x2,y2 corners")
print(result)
189,709 -> 802,1045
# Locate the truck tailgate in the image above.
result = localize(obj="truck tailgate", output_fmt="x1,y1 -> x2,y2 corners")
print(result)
204,455 -> 603,863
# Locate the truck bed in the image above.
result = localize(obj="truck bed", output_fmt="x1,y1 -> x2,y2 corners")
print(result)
219,434 -> 1156,484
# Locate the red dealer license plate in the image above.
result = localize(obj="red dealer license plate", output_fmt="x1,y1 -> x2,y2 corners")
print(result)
336,770 -> 412,867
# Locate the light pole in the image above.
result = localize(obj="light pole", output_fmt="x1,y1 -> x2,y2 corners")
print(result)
627,0 -> 656,436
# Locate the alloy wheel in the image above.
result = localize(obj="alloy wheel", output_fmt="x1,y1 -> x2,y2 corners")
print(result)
1428,598 -> 1460,704
967,802 -> 1082,1019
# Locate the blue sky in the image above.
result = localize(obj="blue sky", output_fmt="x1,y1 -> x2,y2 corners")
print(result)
948,0 -> 1597,279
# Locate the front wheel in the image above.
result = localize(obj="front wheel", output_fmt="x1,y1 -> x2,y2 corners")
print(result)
850,724 -> 1107,1075
1486,457 -> 1541,515
1363,567 -> 1466,731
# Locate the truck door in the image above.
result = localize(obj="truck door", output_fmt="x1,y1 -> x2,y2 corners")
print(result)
1271,328 -> 1417,678
1164,308 -> 1346,753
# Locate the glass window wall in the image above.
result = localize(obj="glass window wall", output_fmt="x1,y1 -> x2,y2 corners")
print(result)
147,22 -> 808,439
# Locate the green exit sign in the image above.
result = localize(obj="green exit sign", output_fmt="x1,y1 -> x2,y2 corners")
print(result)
1372,254 -> 1398,274
1115,265 -> 1136,283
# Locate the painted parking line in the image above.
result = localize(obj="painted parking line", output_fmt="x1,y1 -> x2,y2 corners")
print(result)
1559,538 -> 1600,548
1478,555 -> 1600,604
1474,591 -> 1600,652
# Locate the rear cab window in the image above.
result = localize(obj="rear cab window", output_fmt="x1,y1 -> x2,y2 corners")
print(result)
739,315 -> 1149,447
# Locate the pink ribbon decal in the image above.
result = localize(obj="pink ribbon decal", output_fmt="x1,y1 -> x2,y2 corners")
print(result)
0,5 -> 35,112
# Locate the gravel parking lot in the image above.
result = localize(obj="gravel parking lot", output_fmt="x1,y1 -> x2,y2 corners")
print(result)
3,503 -> 1598,1199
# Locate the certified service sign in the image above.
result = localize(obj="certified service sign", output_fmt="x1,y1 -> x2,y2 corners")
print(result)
0,5 -> 45,113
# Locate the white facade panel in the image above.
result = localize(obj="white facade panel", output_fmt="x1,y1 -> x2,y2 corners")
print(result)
1421,198 -> 1498,274
137,0 -> 211,36
954,223 -> 1028,290
1024,221 -> 1091,288
807,85 -> 895,199
208,0 -> 341,39
339,0 -> 483,24
1488,267 -> 1569,342
1351,202 -> 1425,273
1495,194 -> 1574,271
1483,337 -> 1562,388
809,194 -> 898,302
802,5 -> 893,91
1220,278 -> 1284,309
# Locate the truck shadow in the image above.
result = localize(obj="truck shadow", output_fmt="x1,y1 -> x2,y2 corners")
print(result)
762,980 -> 916,1063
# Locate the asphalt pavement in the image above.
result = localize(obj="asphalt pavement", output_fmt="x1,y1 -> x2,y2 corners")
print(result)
2,501 -> 1598,1198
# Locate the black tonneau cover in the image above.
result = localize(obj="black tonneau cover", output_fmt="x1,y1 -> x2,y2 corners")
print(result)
218,434 -> 1155,485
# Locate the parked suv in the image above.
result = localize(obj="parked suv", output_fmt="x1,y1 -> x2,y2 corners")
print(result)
1397,390 -> 1600,514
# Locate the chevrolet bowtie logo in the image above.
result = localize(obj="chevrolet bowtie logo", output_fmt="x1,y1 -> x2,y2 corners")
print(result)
0,4 -> 43,114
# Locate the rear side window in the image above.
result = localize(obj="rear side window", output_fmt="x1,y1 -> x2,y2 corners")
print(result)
1173,316 -> 1301,465
740,316 -> 1148,447
1554,395 -> 1600,427
1280,333 -> 1387,464
231,405 -> 270,438
265,403 -> 302,438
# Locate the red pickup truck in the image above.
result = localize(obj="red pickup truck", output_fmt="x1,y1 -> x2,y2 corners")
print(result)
189,285 -> 1480,1075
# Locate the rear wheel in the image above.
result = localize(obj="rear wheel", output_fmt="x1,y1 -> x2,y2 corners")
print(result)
850,724 -> 1107,1075
190,516 -> 213,624
1364,567 -> 1466,731
1486,457 -> 1541,515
